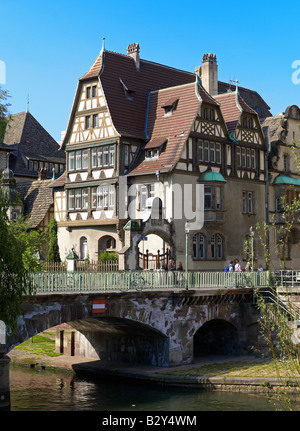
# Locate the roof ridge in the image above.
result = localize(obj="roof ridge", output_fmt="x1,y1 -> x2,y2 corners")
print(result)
150,81 -> 195,94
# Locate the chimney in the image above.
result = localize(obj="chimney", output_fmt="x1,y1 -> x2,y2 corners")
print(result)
196,53 -> 218,96
127,43 -> 140,70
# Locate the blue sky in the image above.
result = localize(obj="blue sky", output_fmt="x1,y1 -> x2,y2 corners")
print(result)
1,0 -> 300,141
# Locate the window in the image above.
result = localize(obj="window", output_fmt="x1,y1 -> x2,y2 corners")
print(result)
124,145 -> 129,167
86,87 -> 91,99
204,186 -> 213,209
242,116 -> 253,129
75,189 -> 82,209
80,237 -> 87,259
139,184 -> 154,209
236,147 -> 256,169
197,140 -> 222,164
68,150 -> 88,171
68,188 -> 89,210
91,185 -> 115,210
283,154 -> 290,172
109,146 -> 115,166
82,149 -> 88,169
286,189 -> 299,205
68,190 -> 75,210
203,185 -> 223,210
163,99 -> 178,117
103,146 -> 109,166
193,233 -> 206,259
92,85 -> 97,97
75,151 -> 82,170
243,191 -> 254,214
202,107 -> 215,120
210,233 -> 223,259
93,114 -> 98,128
85,115 -> 91,129
146,149 -> 158,159
91,145 -> 115,168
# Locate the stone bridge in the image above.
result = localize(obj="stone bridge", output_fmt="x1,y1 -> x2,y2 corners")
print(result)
6,287 -> 261,367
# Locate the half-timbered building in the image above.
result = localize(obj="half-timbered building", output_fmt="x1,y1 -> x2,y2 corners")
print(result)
56,43 -> 276,270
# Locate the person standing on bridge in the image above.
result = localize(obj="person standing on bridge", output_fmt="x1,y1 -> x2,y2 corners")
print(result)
168,259 -> 175,271
234,259 -> 242,272
176,262 -> 184,287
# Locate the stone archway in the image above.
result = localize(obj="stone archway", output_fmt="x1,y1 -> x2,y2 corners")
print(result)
193,319 -> 240,357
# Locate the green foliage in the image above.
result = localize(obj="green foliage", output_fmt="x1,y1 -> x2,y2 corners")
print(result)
0,191 -> 32,332
0,88 -> 11,143
47,219 -> 61,263
8,215 -> 48,271
98,250 -> 118,262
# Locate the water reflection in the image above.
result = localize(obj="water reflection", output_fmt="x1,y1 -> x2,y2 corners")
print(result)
10,364 -> 278,411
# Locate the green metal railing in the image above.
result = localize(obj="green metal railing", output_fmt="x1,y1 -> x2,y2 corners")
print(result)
28,270 -> 275,294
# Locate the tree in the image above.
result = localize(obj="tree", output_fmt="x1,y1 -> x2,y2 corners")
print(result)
0,190 -> 32,333
8,216 -> 48,272
253,141 -> 300,410
0,88 -> 10,142
47,219 -> 61,263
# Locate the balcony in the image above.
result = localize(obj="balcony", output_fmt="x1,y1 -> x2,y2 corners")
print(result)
204,210 -> 225,224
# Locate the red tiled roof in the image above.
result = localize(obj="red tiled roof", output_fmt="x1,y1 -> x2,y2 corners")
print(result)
214,91 -> 256,134
128,82 -> 207,176
81,50 -> 196,140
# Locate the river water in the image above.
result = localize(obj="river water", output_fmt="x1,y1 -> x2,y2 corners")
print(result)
9,364 -> 280,411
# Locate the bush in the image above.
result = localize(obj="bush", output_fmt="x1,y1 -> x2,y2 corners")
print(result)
98,250 -> 118,262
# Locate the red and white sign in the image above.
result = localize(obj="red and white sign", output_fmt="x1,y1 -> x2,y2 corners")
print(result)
92,300 -> 105,314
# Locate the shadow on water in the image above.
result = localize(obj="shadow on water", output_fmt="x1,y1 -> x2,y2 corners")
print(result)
9,363 -> 280,411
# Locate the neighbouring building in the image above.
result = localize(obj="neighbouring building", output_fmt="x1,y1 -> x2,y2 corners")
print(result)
0,111 -> 65,182
262,106 -> 300,268
54,42 -> 299,270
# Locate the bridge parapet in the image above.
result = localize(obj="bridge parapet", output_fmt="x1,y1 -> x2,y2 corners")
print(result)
29,270 -> 271,295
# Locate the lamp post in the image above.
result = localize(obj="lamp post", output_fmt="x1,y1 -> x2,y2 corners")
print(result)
185,222 -> 190,290
249,226 -> 255,304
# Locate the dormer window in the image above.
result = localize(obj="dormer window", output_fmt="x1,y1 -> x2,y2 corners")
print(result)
242,116 -> 253,129
120,78 -> 134,101
202,107 -> 215,120
146,149 -> 158,159
161,98 -> 178,117
144,138 -> 167,160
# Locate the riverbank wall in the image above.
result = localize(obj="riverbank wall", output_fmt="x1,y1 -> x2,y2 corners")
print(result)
8,350 -> 300,395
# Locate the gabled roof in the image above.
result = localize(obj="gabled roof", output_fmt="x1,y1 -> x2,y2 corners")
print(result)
3,112 -> 65,179
16,179 -> 53,228
83,50 -> 196,140
218,81 -> 272,119
63,47 -> 272,150
214,90 -> 257,134
128,80 -> 210,176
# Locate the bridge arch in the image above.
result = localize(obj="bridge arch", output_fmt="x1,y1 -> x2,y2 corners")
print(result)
6,296 -> 170,367
193,319 -> 240,357
69,317 -> 169,366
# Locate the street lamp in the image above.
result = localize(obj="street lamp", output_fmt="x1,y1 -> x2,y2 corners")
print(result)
249,226 -> 255,304
185,222 -> 190,290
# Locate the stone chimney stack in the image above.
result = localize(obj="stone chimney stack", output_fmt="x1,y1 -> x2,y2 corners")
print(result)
127,43 -> 140,70
195,53 -> 218,96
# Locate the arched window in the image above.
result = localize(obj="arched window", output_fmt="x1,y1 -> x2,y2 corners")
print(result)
80,236 -> 87,259
98,235 -> 116,252
193,233 -> 206,259
210,233 -> 223,259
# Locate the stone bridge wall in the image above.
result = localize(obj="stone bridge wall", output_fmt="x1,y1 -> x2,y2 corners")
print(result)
6,289 -> 261,367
